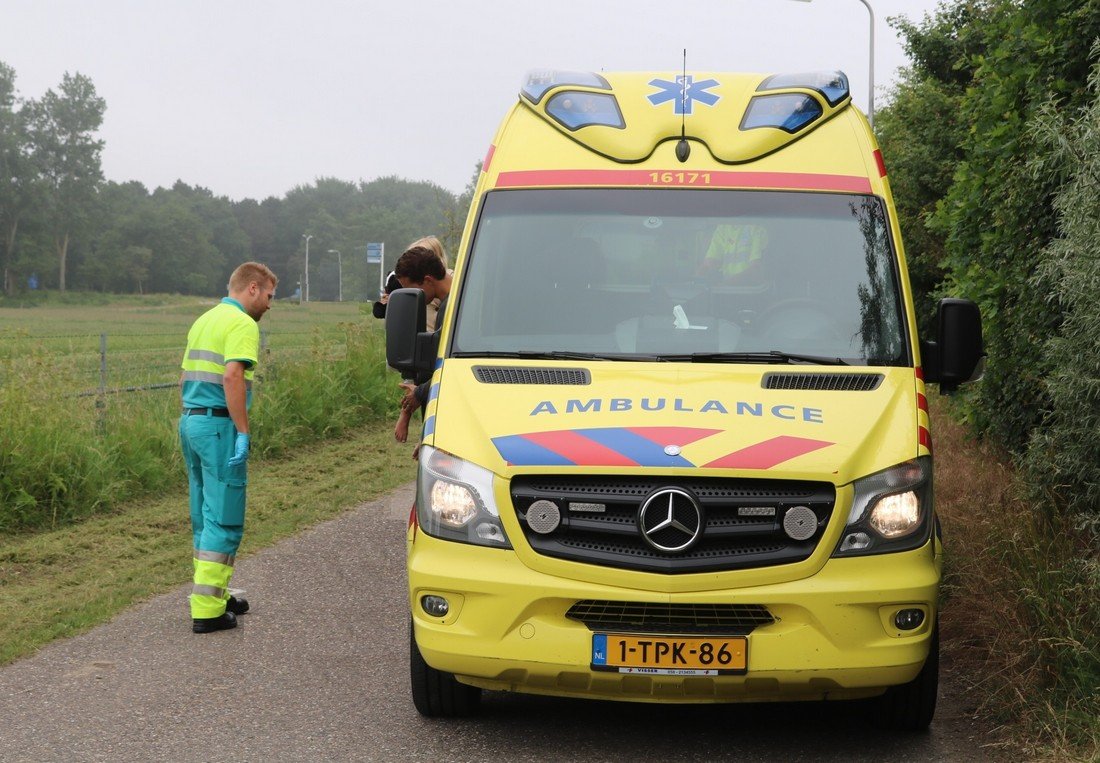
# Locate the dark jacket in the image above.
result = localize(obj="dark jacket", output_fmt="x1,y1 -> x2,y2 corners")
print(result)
413,294 -> 448,412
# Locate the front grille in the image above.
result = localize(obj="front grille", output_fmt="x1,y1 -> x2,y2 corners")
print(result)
512,476 -> 835,574
567,600 -> 775,635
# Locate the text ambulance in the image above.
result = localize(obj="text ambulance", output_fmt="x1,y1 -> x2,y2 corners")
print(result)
386,69 -> 984,730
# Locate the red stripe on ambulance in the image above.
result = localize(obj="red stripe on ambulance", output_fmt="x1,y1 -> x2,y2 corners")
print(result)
873,149 -> 888,178
702,436 -> 833,470
919,426 -> 933,452
524,430 -> 637,467
495,169 -> 872,193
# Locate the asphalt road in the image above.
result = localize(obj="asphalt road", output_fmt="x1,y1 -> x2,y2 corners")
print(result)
0,483 -> 1000,762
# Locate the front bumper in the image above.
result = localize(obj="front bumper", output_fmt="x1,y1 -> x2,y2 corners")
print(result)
409,533 -> 939,703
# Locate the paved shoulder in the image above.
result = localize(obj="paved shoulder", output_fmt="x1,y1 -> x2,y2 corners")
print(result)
0,483 -> 415,762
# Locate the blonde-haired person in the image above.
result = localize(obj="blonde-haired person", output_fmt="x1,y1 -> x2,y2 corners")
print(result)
409,235 -> 448,267
406,236 -> 450,332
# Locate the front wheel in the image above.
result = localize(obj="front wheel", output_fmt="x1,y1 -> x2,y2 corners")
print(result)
409,621 -> 482,717
870,622 -> 939,731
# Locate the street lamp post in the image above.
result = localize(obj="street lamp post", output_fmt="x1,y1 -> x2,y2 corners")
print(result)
302,233 -> 312,302
788,0 -> 875,129
327,249 -> 343,302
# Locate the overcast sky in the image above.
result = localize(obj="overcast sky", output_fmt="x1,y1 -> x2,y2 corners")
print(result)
3,0 -> 943,201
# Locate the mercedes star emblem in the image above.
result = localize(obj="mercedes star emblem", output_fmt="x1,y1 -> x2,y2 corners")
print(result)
637,487 -> 704,553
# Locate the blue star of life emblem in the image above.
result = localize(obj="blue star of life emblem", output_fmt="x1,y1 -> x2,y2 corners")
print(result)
647,75 -> 720,115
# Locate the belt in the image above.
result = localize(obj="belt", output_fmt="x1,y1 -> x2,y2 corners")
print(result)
184,407 -> 231,417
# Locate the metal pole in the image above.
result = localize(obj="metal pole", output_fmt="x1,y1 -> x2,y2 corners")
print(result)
96,332 -> 107,433
302,233 -> 312,302
379,243 -> 385,297
786,0 -> 874,129
856,0 -> 875,130
99,333 -> 107,394
328,250 -> 342,302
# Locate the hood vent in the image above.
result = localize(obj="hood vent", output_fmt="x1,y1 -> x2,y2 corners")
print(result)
473,366 -> 591,385
762,372 -> 884,391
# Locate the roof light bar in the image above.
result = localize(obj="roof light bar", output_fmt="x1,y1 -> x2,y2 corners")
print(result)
521,70 -> 611,104
545,91 -> 625,131
740,94 -> 823,134
758,71 -> 850,107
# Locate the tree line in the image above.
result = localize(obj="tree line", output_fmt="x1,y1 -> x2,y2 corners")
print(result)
0,62 -> 474,300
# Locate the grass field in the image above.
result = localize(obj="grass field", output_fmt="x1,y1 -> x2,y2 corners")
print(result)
0,294 -> 373,393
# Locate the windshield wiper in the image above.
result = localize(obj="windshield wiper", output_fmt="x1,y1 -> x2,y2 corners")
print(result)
658,350 -> 850,366
451,350 -> 660,362
452,350 -> 848,365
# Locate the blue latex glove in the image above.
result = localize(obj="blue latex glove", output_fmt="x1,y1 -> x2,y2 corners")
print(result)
227,432 -> 250,467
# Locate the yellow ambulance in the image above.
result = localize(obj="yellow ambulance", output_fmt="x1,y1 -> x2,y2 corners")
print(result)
385,69 -> 984,729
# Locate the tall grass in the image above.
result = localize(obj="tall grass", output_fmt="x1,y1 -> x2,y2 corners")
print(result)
995,514 -> 1099,757
934,396 -> 1099,759
0,318 -> 396,533
253,321 -> 395,457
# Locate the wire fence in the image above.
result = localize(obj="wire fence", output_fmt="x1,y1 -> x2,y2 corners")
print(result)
0,329 -> 351,398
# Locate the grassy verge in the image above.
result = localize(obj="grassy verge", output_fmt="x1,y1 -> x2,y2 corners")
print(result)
933,396 -> 1099,761
0,424 -> 417,665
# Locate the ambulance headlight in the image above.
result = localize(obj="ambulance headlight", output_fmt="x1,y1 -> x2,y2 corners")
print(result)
869,490 -> 921,538
429,480 -> 478,528
416,445 -> 511,548
833,457 -> 933,557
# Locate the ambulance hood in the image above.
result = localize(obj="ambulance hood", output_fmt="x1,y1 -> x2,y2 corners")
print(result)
428,360 -> 919,486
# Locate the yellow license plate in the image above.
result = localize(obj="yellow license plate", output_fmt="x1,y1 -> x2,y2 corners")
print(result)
592,633 -> 747,674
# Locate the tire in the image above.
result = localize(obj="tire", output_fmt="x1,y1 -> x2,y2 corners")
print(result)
871,622 -> 939,731
409,621 -> 481,718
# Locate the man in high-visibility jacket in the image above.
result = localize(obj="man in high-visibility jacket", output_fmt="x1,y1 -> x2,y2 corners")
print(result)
698,222 -> 768,281
179,262 -> 277,633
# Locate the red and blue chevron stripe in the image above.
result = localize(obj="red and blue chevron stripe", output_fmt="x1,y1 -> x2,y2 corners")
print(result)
492,427 -> 832,469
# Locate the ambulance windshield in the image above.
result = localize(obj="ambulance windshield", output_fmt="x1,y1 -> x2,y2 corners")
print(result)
451,189 -> 908,366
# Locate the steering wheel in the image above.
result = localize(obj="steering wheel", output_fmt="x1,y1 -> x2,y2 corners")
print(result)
752,298 -> 848,346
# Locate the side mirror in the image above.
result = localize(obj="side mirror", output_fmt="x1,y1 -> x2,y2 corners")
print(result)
385,288 -> 437,375
921,298 -> 985,394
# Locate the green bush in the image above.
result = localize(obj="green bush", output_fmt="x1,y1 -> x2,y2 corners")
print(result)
1027,55 -> 1100,520
928,1 -> 1100,452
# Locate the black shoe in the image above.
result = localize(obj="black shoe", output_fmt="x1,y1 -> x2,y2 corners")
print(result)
226,595 -> 250,615
192,611 -> 237,634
